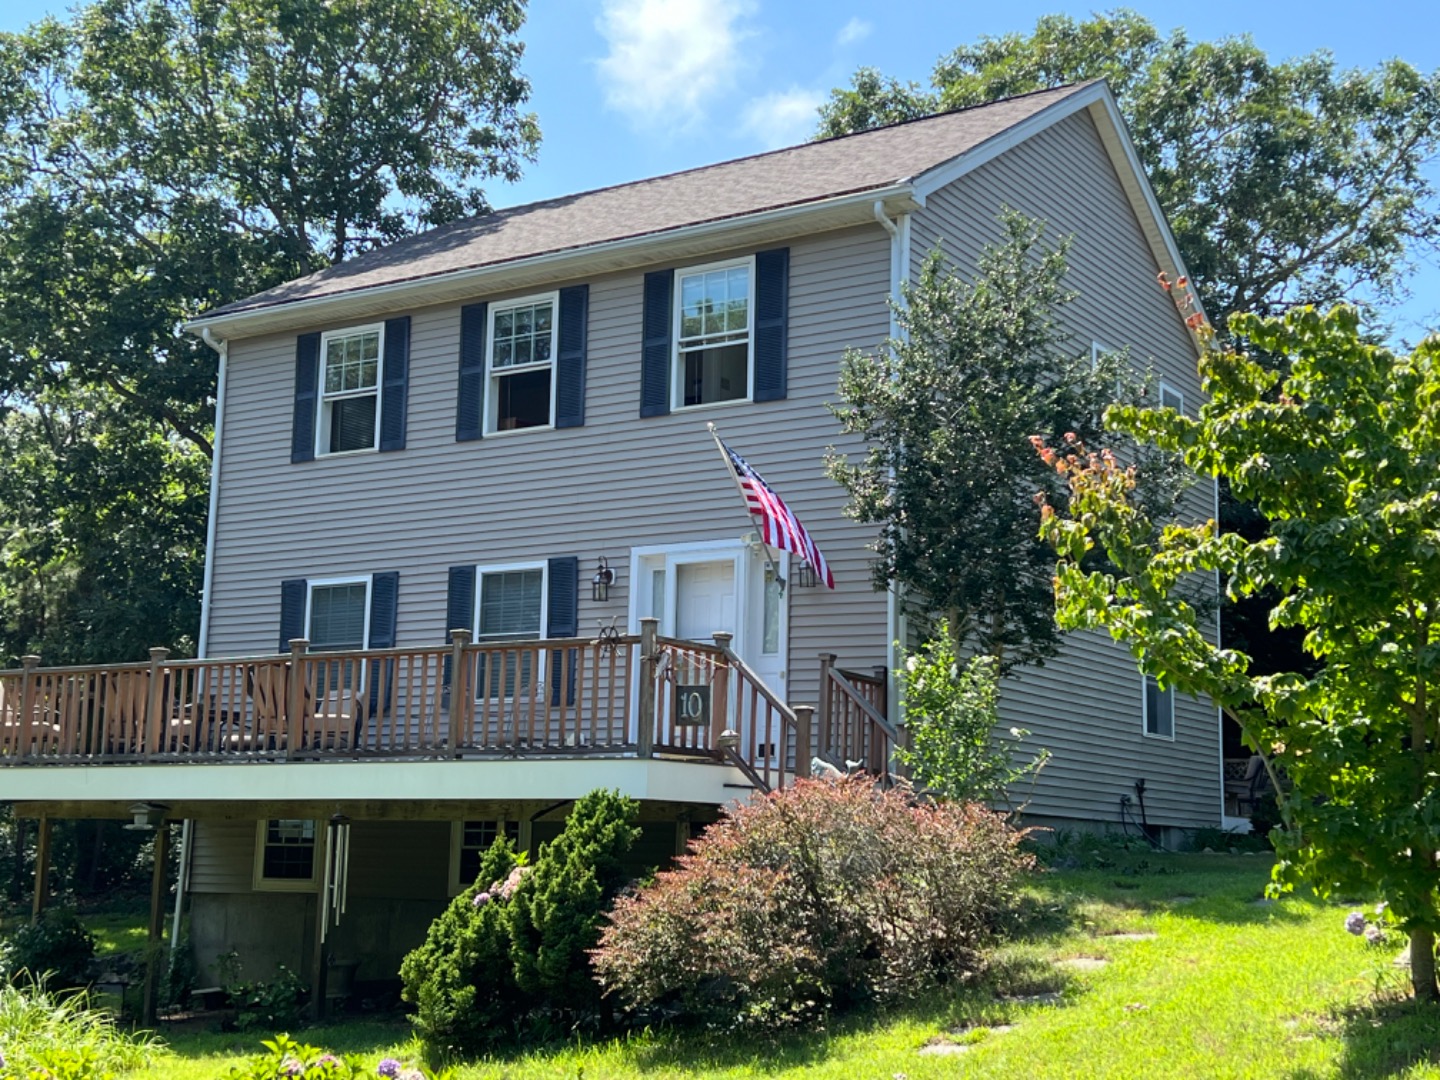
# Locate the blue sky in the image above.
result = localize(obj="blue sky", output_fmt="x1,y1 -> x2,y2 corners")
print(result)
4,0 -> 1437,339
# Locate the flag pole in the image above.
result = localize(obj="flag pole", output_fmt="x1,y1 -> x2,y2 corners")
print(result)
708,423 -> 787,592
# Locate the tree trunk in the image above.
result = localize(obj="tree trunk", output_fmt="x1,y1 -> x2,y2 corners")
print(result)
1411,926 -> 1439,1003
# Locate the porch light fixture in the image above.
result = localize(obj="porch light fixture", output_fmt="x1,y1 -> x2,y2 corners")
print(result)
793,561 -> 819,589
124,802 -> 169,832
592,556 -> 615,603
717,728 -> 741,751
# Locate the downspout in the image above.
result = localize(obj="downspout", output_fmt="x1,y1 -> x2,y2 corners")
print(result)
168,818 -> 193,956
873,202 -> 910,730
197,328 -> 228,660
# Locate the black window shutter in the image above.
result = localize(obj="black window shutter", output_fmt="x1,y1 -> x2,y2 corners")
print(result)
291,333 -> 320,462
457,302 -> 488,441
547,556 -> 579,707
443,564 -> 477,688
279,578 -> 308,653
379,317 -> 410,451
753,247 -> 790,402
640,269 -> 673,418
555,285 -> 589,428
368,572 -> 400,649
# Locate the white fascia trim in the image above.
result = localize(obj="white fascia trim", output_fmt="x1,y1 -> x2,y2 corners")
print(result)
184,184 -> 921,342
197,331 -> 227,660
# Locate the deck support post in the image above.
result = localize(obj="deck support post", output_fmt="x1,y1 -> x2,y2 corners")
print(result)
637,618 -> 658,758
30,814 -> 51,923
145,647 -> 170,760
816,653 -> 836,762
142,823 -> 169,1025
449,630 -> 472,749
793,706 -> 814,780
710,632 -> 733,755
310,823 -> 332,1021
287,639 -> 309,760
18,655 -> 40,762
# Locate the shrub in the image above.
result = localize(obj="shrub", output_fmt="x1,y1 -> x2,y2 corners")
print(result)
400,788 -> 640,1055
218,953 -> 306,1032
0,910 -> 96,989
224,1034 -> 362,1079
896,633 -> 1049,807
399,835 -> 527,1055
0,978 -> 161,1077
593,776 -> 1034,1028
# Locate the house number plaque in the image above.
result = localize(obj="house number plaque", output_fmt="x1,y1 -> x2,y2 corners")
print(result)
674,683 -> 711,727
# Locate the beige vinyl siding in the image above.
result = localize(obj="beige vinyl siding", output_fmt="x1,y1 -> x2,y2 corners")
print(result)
207,226 -> 893,712
910,108 -> 1218,828
188,819 -> 257,893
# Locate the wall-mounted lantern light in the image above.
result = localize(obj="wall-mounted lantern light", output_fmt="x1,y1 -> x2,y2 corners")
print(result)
793,561 -> 819,589
592,556 -> 615,603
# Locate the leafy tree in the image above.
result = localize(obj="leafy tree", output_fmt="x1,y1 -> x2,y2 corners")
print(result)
817,10 -> 1440,339
897,634 -> 1048,806
827,210 -> 1137,669
0,0 -> 539,661
1038,294 -> 1440,1001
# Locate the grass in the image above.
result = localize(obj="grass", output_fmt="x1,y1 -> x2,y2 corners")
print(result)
115,851 -> 1440,1079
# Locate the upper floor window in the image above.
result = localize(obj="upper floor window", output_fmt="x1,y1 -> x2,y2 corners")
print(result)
307,577 -> 370,652
1144,674 -> 1174,739
675,259 -> 752,409
1158,380 -> 1184,413
488,294 -> 556,433
318,325 -> 383,455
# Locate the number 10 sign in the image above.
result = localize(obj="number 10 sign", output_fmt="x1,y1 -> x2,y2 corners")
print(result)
674,683 -> 711,727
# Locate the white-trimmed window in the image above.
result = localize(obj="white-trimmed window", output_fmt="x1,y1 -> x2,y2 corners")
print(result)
674,257 -> 753,409
1158,380 -> 1184,413
487,293 -> 556,433
254,819 -> 320,891
449,819 -> 521,894
475,563 -> 547,698
318,324 -> 383,455
1143,675 -> 1174,739
305,577 -> 371,652
1090,340 -> 1109,369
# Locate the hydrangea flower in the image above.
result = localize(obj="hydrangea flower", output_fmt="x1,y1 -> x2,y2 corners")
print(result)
1365,925 -> 1385,946
472,890 -> 491,908
400,1069 -> 426,1080
1345,910 -> 1367,935
377,1059 -> 402,1078
282,1058 -> 304,1077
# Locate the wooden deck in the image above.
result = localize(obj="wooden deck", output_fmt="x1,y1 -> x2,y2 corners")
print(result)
0,621 -> 898,793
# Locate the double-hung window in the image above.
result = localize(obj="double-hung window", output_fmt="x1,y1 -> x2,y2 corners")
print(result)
488,294 -> 556,432
1143,674 -> 1175,739
254,818 -> 319,890
306,577 -> 370,690
675,258 -> 752,409
474,564 -> 547,698
1158,380 -> 1184,413
318,325 -> 383,454
450,819 -> 522,893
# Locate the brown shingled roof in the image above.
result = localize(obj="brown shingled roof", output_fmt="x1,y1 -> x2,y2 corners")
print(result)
207,84 -> 1091,317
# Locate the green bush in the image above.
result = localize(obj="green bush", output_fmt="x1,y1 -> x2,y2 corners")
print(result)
218,952 -> 306,1032
0,910 -> 96,988
0,978 -> 161,1077
400,789 -> 639,1056
224,1034 -> 362,1079
593,776 -> 1034,1029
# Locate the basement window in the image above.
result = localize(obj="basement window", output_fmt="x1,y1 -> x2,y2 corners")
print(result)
254,819 -> 319,891
450,819 -> 522,894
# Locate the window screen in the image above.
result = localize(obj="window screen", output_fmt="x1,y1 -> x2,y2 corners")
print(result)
308,582 -> 368,651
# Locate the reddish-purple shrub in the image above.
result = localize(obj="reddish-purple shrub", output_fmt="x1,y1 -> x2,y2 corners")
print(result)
593,777 -> 1033,1027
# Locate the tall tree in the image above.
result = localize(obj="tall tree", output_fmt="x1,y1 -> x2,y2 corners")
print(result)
818,11 -> 1440,338
827,211 -> 1138,670
1040,295 -> 1440,1002
0,0 -> 539,664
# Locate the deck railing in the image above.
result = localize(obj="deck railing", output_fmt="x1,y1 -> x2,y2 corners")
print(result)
817,654 -> 901,782
0,621 -> 826,789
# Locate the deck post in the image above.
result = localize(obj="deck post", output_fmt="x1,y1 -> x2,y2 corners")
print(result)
450,630 -> 472,749
144,647 -> 170,759
287,638 -> 309,760
17,655 -> 40,762
816,653 -> 836,762
710,632 -> 733,754
30,814 -> 51,923
637,618 -> 658,758
793,706 -> 814,780
142,823 -> 170,1024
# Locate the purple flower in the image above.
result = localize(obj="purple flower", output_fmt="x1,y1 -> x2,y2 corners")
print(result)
1365,925 -> 1385,946
472,891 -> 491,908
282,1059 -> 304,1077
400,1069 -> 426,1080
377,1059 -> 402,1078
1345,911 -> 1366,936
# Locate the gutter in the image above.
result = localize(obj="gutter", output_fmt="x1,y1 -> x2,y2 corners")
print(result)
196,328 -> 227,660
185,184 -> 921,341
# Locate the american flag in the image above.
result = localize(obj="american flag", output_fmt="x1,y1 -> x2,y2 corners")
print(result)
712,430 -> 835,589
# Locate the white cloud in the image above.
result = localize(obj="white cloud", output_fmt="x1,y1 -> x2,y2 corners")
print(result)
595,0 -> 755,131
740,87 -> 826,150
835,17 -> 871,46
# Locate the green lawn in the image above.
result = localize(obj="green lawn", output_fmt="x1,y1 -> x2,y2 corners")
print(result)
128,851 -> 1440,1080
